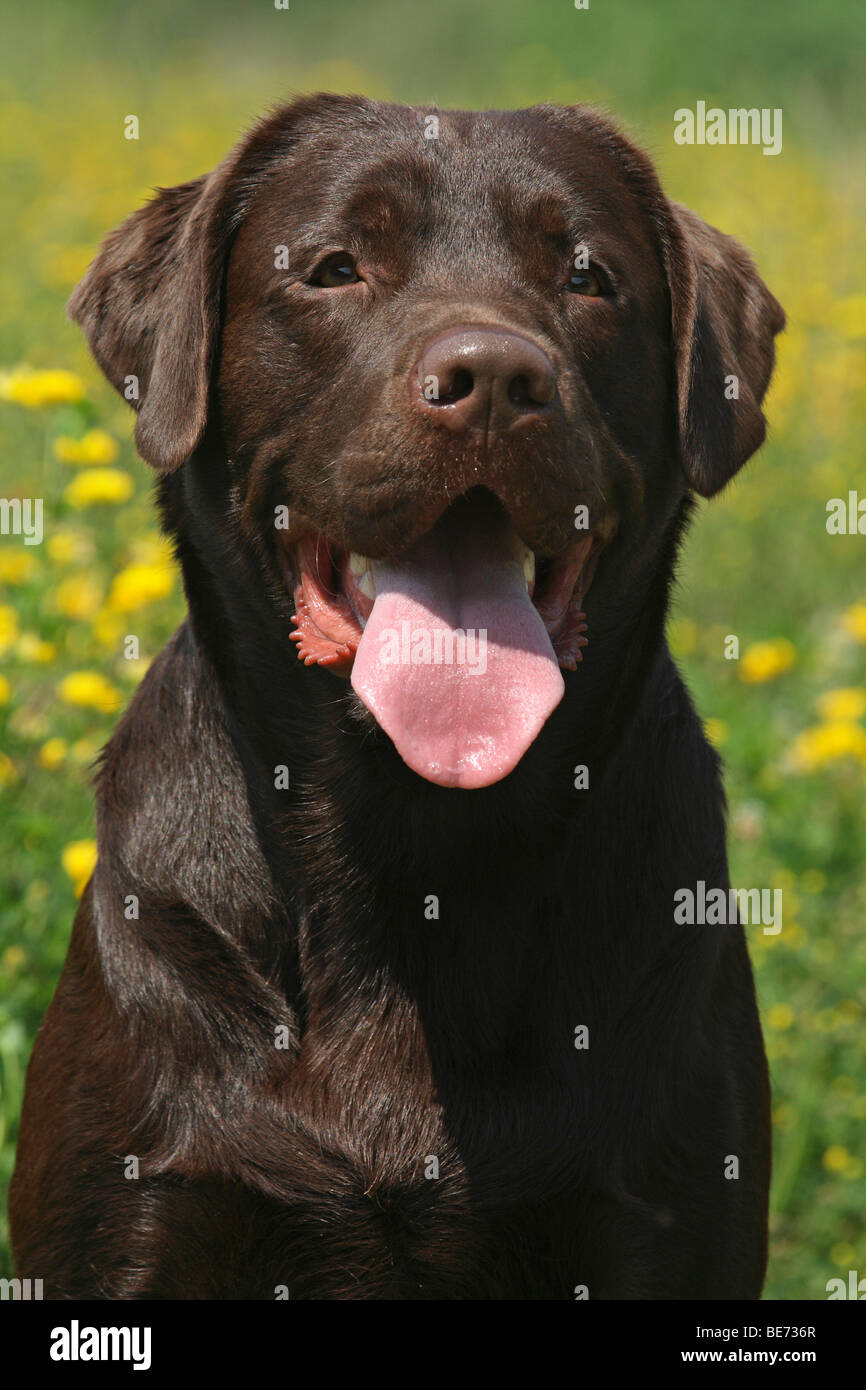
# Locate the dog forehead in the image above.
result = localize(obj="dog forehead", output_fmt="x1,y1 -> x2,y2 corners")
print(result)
236,103 -> 655,255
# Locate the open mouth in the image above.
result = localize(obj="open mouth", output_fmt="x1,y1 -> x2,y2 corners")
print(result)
282,490 -> 607,789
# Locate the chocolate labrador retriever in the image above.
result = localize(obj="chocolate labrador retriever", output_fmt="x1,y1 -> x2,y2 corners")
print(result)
10,95 -> 784,1299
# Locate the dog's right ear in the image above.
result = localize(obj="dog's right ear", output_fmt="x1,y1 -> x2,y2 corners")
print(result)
68,172 -> 230,473
68,93 -> 360,472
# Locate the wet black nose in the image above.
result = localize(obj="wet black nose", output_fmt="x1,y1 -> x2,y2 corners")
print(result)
413,326 -> 557,433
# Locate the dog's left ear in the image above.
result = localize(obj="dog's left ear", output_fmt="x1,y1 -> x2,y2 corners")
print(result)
664,202 -> 786,498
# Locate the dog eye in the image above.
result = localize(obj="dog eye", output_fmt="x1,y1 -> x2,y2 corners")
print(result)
566,267 -> 608,297
310,253 -> 361,288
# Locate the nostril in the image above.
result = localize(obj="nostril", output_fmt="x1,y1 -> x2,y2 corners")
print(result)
435,368 -> 474,405
507,373 -> 556,410
415,327 -> 557,429
507,374 -> 533,408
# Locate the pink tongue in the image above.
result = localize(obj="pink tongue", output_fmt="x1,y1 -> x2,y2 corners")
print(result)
350,501 -> 564,788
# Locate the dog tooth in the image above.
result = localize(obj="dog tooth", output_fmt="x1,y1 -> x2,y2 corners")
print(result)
357,569 -> 376,599
348,552 -> 371,577
522,548 -> 535,590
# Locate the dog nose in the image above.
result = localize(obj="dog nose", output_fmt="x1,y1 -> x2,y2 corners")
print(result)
414,327 -> 557,432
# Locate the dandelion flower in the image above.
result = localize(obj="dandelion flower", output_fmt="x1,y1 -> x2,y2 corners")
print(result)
91,607 -> 124,649
64,468 -> 133,508
53,428 -> 119,466
61,839 -> 97,897
56,575 -> 103,621
766,1003 -> 794,1030
38,737 -> 67,770
703,718 -> 728,748
108,560 -> 174,613
0,604 -> 20,655
2,945 -> 26,973
816,687 -> 866,721
841,601 -> 866,644
823,1145 -> 853,1174
71,736 -> 100,765
16,633 -> 55,663
0,549 -> 36,584
58,670 -> 122,713
739,638 -> 796,683
47,531 -> 94,566
787,720 -> 866,771
0,366 -> 85,407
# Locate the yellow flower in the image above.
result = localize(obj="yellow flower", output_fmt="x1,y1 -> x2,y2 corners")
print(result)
0,674 -> 8,704
0,751 -> 17,786
128,533 -> 175,567
766,1003 -> 794,1031
841,601 -> 866,643
58,670 -> 122,713
828,1139 -> 856,1173
0,604 -> 20,655
2,945 -> 26,974
0,549 -> 36,584
70,736 -> 100,765
53,428 -> 119,466
739,638 -> 796,683
108,560 -> 174,613
800,868 -> 827,894
122,656 -> 153,685
816,687 -> 866,721
0,366 -> 85,407
703,718 -> 728,748
46,531 -> 94,566
788,720 -> 866,771
16,632 -> 55,663
668,616 -> 698,657
63,468 -> 134,508
38,736 -> 67,769
56,575 -> 103,621
830,1242 -> 857,1269
61,838 -> 97,897
91,607 -> 124,649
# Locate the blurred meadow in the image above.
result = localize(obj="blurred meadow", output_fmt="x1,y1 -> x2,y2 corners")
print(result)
0,0 -> 864,1297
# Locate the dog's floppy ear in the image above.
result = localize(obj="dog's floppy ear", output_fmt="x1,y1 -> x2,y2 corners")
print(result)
68,171 -> 233,473
68,93 -> 357,472
665,203 -> 786,498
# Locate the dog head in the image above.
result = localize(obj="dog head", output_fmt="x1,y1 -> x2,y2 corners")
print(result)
70,95 -> 784,789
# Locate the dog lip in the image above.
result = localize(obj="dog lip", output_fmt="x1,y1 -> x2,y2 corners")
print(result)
282,499 -> 610,677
